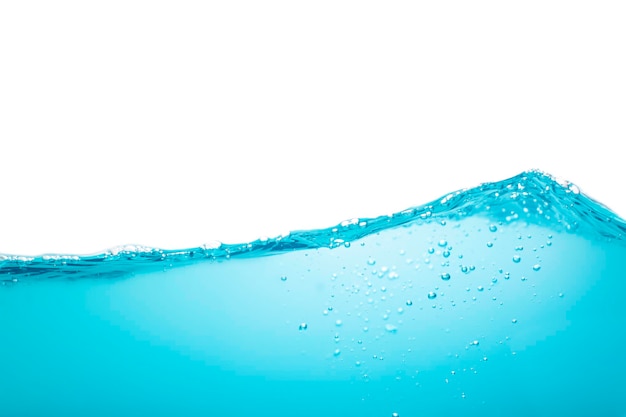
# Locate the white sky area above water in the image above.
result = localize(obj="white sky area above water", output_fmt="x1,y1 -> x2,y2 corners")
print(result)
1,1 -> 625,256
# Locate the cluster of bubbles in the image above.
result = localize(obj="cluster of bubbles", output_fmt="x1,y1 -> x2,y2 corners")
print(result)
281,217 -> 561,406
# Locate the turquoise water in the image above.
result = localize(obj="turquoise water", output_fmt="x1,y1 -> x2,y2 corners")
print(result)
1,170 -> 625,416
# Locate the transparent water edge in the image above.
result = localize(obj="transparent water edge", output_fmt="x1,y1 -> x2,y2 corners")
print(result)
1,170 -> 624,282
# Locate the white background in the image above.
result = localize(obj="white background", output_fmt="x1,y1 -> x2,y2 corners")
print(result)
1,1 -> 624,256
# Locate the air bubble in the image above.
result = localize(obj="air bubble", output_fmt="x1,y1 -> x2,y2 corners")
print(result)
406,300 -> 413,306
392,413 -> 400,417
477,286 -> 484,292
443,250 -> 450,258
441,272 -> 451,281
280,276 -> 287,282
533,264 -> 541,271
472,340 -> 479,346
428,247 -> 435,254
299,323 -> 308,331
367,258 -> 376,266
513,255 -> 521,263
427,291 -> 437,300
486,242 -> 493,248
333,349 -> 341,357
385,324 -> 398,333
335,320 -> 343,327
512,319 -> 518,324
438,239 -> 448,247
489,225 -> 498,232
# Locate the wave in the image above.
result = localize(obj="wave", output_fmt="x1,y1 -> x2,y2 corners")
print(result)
2,169 -> 625,282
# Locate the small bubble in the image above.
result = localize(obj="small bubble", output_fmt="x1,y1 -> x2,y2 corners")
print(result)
441,272 -> 451,281
461,266 -> 469,274
489,224 -> 498,232
483,356 -> 488,361
559,292 -> 564,298
438,239 -> 448,247
388,271 -> 399,280
385,324 -> 398,333
299,323 -> 308,331
472,340 -> 479,346
344,242 -> 351,248
280,276 -> 287,282
333,349 -> 341,357
533,264 -> 542,271
491,277 -> 498,284
477,286 -> 484,292
486,242 -> 493,248
367,258 -> 376,266
406,300 -> 413,306
427,291 -> 437,300
513,255 -> 521,263
428,247 -> 435,254
512,318 -> 518,324
335,319 -> 343,327
355,361 -> 361,367
392,413 -> 400,417
442,250 -> 450,258
397,307 -> 404,314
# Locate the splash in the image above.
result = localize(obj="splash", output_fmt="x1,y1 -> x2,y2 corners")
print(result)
1,170 -> 625,416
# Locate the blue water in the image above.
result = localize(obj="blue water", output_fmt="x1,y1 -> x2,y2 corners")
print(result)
1,170 -> 625,416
